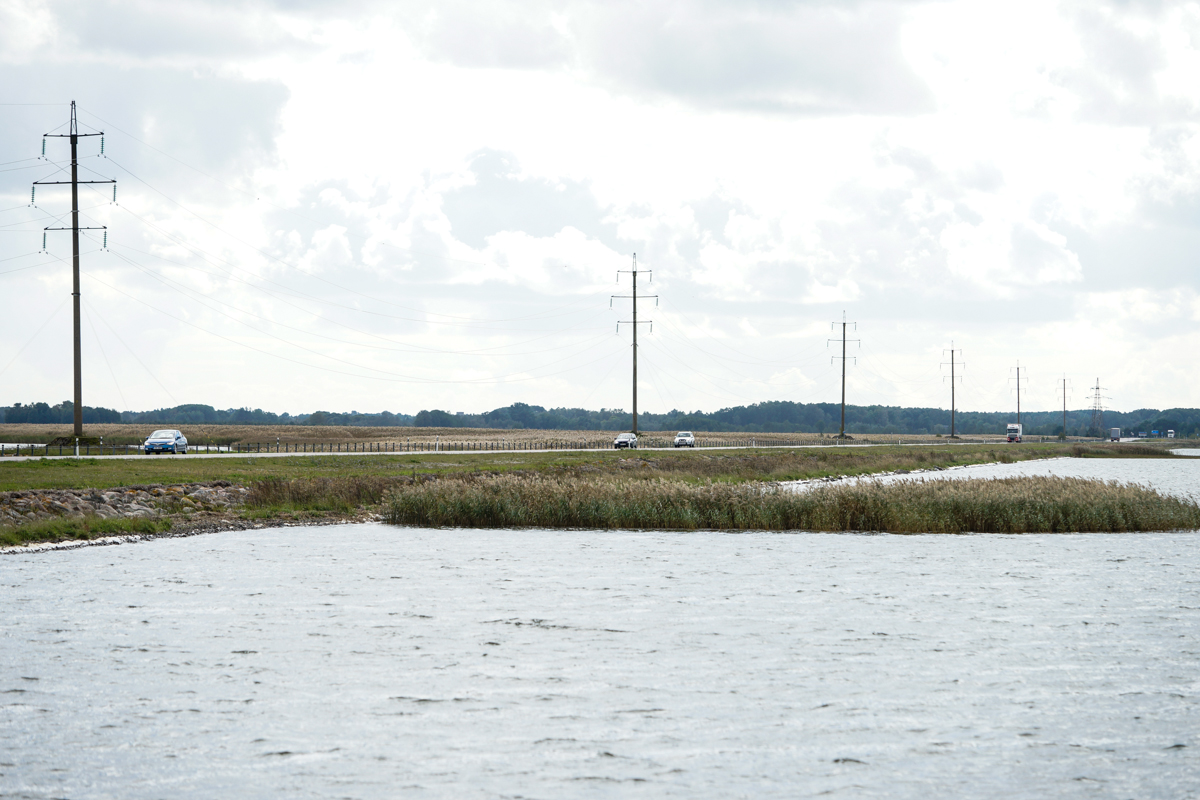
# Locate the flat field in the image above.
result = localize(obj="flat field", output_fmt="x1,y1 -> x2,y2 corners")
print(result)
0,441 -> 1181,493
0,423 -> 1010,448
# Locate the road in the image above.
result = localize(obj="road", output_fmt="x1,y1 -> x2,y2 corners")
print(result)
0,439 -> 1019,463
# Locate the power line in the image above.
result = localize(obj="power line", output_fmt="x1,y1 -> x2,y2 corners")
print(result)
1089,378 -> 1109,437
1009,360 -> 1028,427
1058,374 -> 1072,440
31,101 -> 115,439
611,253 -> 656,434
941,342 -> 964,437
828,311 -> 859,440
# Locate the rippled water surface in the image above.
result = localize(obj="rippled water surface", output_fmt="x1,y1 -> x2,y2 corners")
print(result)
792,456 -> 1200,502
3,524 -> 1198,798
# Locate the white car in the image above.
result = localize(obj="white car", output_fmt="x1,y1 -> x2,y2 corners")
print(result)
144,429 -> 187,455
673,431 -> 696,447
613,432 -> 638,449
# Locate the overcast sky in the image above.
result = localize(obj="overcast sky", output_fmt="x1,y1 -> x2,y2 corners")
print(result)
1,0 -> 1198,417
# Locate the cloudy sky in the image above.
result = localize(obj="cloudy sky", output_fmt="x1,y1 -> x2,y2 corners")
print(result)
1,0 -> 1198,417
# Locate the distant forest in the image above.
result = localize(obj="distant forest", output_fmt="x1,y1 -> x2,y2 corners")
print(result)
3,400 -> 1197,437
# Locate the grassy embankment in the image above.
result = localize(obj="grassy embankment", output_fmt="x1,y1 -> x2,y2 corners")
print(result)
0,517 -> 172,548
2,440 -> 1193,543
0,440 -> 1130,493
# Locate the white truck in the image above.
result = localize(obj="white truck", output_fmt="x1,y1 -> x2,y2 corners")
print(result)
1110,428 -> 1121,441
1006,423 -> 1022,443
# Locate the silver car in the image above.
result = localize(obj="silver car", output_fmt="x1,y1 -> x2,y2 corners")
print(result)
673,431 -> 696,447
144,429 -> 187,455
613,432 -> 638,449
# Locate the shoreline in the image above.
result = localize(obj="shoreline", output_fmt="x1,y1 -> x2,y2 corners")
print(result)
1,512 -> 380,555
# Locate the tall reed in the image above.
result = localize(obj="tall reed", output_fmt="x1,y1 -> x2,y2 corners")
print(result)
383,474 -> 1200,533
245,475 -> 403,512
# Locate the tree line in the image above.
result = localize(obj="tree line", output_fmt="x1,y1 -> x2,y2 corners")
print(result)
3,400 -> 1197,437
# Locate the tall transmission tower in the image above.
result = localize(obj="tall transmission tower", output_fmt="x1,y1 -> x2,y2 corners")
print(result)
1009,361 -> 1028,427
1089,378 -> 1108,437
32,101 -> 115,441
941,342 -> 964,438
827,311 -> 859,440
1058,374 -> 1072,440
611,254 -> 656,434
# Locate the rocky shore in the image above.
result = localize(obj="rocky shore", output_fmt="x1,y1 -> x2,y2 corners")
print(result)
1,481 -> 249,524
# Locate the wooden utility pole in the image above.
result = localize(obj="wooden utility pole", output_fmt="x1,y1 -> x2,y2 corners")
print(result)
828,312 -> 859,440
34,101 -> 114,441
612,254 -> 656,434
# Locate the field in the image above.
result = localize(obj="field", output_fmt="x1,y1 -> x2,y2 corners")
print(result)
0,422 -> 1017,448
2,439 -> 1190,545
0,440 -> 1183,493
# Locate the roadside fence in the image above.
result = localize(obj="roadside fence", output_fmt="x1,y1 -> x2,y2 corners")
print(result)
0,435 -> 1022,457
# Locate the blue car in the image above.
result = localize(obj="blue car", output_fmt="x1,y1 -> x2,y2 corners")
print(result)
144,429 -> 188,455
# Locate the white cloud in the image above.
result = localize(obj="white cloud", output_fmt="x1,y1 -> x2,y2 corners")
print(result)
1,0 -> 1198,416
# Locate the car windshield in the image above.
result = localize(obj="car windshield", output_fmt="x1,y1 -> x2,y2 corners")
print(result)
150,430 -> 174,438
617,433 -> 633,439
678,432 -> 692,437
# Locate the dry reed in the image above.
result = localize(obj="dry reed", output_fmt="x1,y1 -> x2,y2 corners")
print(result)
383,473 -> 1200,533
245,475 -> 405,512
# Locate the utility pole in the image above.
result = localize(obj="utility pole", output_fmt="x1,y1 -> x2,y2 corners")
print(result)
33,101 -> 114,443
827,312 -> 859,440
1009,361 -> 1028,428
941,342 -> 964,438
1058,375 -> 1071,440
611,254 -> 656,434
1089,378 -> 1108,438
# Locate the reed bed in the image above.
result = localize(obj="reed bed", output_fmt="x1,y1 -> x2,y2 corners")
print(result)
383,473 -> 1200,533
245,475 -> 405,513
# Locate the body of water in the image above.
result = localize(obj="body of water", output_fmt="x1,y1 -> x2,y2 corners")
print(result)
787,456 -> 1200,503
3,521 -> 1198,798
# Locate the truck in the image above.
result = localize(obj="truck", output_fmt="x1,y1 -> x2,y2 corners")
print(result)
1168,430 -> 1176,438
1110,428 -> 1121,441
1006,423 -> 1022,443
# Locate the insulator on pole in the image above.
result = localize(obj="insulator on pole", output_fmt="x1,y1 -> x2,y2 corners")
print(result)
100,136 -> 104,155
41,138 -> 46,156
103,231 -> 107,249
112,184 -> 116,203
42,232 -> 46,251
30,186 -> 35,205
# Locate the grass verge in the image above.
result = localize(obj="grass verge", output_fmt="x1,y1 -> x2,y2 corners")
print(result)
1,441 -> 1171,492
382,473 -> 1200,533
0,516 -> 172,548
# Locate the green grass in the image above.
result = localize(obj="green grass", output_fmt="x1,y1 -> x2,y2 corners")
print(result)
1,441 -> 1171,492
383,473 -> 1200,533
0,516 -> 172,548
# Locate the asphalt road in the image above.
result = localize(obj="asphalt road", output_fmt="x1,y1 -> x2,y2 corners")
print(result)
0,439 -> 1020,463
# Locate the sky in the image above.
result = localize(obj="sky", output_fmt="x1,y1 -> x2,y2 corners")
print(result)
1,0 -> 1198,417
